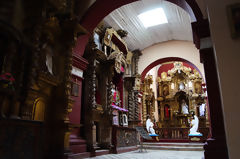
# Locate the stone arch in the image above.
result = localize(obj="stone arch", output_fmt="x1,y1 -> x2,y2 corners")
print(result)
75,1 -> 229,158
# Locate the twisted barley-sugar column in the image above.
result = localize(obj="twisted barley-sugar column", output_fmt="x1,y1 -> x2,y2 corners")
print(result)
142,93 -> 147,124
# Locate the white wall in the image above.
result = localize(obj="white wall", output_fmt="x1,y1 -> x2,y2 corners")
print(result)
138,40 -> 205,124
138,40 -> 205,79
206,0 -> 240,158
146,65 -> 161,122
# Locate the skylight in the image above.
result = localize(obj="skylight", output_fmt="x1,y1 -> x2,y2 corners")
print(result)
138,8 -> 168,28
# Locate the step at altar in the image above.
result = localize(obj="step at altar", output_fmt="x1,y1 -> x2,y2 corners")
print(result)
68,152 -> 90,159
141,142 -> 204,151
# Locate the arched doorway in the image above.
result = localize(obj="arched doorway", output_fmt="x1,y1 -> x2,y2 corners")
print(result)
140,57 -> 204,81
73,0 -> 229,158
0,0 -> 230,158
141,59 -> 210,142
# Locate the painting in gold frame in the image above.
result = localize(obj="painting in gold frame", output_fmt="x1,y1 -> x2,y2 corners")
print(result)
71,82 -> 79,97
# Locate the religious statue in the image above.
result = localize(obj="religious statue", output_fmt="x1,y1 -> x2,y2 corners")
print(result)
189,115 -> 202,135
45,46 -> 54,75
181,99 -> 189,114
112,87 -> 121,106
199,103 -> 206,116
179,82 -> 185,90
146,116 -> 156,135
40,43 -> 54,75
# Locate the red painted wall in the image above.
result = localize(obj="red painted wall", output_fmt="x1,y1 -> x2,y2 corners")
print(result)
158,63 -> 174,76
69,77 -> 83,124
157,62 -> 196,77
141,57 -> 203,81
73,34 -> 90,57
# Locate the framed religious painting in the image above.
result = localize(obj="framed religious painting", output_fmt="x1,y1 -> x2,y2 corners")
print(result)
71,82 -> 79,97
194,81 -> 202,94
227,3 -> 240,38
162,84 -> 169,96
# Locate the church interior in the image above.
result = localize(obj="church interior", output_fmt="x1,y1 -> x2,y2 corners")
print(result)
0,0 -> 239,159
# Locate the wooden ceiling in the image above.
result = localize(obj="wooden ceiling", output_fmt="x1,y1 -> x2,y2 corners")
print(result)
103,0 -> 195,51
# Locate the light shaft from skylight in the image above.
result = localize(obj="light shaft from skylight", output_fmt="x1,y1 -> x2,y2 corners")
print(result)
138,8 -> 168,28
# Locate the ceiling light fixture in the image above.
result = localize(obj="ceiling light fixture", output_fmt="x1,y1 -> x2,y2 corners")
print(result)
138,8 -> 168,28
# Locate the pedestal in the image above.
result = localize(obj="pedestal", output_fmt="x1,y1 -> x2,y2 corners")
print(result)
189,134 -> 204,143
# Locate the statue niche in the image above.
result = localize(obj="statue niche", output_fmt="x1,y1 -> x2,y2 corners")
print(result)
174,91 -> 189,115
39,43 -> 56,75
32,98 -> 45,121
154,62 -> 209,140
164,104 -> 170,119
180,99 -> 189,115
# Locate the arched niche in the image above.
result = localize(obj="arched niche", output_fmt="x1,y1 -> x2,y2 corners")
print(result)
32,98 -> 46,121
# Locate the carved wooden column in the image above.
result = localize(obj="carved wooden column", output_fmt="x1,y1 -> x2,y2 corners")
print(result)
132,50 -> 142,122
82,40 -> 98,154
132,50 -> 142,75
124,76 -> 139,124
160,104 -> 164,122
192,19 -> 229,159
142,82 -> 147,124
133,90 -> 139,120
106,81 -> 113,114
128,90 -> 134,121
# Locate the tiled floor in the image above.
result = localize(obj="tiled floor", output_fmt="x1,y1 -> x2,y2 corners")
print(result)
85,150 -> 204,159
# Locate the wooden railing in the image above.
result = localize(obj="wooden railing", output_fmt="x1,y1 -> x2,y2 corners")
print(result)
154,127 -> 209,141
155,127 -> 189,140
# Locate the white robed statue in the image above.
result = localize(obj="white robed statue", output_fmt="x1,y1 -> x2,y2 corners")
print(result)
199,103 -> 205,116
146,117 -> 156,135
189,115 -> 202,135
181,99 -> 189,114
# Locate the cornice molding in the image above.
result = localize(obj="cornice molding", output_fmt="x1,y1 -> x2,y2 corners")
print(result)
72,53 -> 89,70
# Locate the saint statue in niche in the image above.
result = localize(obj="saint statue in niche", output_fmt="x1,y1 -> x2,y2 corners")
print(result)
46,51 -> 53,74
164,104 -> 170,118
41,43 -> 54,75
181,99 -> 189,114
199,103 -> 206,116
178,82 -> 185,90
112,87 -> 121,106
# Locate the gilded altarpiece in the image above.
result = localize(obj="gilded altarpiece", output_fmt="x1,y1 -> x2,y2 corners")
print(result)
83,27 -> 139,153
141,75 -> 155,125
141,62 -> 209,140
0,0 -> 87,158
155,62 -> 209,140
